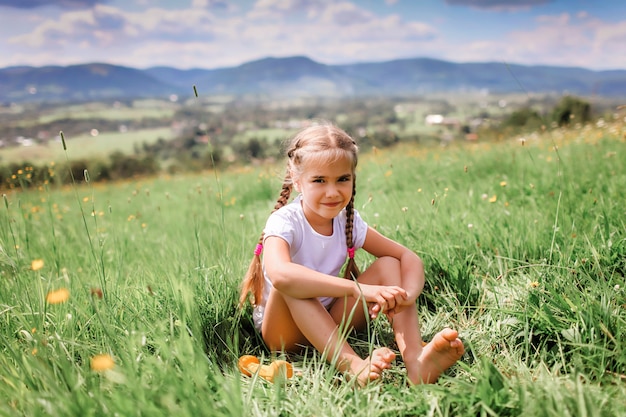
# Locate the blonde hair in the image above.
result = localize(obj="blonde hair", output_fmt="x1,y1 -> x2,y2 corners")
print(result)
239,122 -> 361,307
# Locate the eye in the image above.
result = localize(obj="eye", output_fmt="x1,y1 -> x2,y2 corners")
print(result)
312,178 -> 325,183
338,176 -> 351,182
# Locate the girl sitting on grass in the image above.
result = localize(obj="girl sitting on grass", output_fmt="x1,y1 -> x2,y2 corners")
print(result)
239,122 -> 464,385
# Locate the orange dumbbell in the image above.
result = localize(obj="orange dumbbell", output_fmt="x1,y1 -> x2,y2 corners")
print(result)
238,355 -> 293,383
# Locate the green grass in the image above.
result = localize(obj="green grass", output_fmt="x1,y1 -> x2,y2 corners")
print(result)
1,122 -> 625,416
28,100 -> 179,126
232,127 -> 291,143
0,127 -> 176,164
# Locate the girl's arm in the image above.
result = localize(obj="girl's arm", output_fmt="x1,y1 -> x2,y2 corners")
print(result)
362,226 -> 425,302
264,235 -> 355,298
264,235 -> 407,306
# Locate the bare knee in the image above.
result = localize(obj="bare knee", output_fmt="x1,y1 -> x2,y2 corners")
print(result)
360,256 -> 401,286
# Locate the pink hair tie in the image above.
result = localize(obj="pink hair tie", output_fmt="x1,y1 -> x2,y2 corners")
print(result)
347,247 -> 356,259
254,244 -> 263,256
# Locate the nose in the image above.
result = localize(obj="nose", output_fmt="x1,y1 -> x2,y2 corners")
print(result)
325,184 -> 339,198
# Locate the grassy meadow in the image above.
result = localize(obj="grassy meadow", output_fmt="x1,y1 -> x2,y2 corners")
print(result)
1,121 -> 625,416
0,127 -> 177,164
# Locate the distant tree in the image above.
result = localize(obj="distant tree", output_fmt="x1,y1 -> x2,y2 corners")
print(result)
234,138 -> 266,161
552,96 -> 591,126
503,107 -> 544,130
108,151 -> 159,179
67,160 -> 90,183
202,147 -> 223,168
358,129 -> 399,150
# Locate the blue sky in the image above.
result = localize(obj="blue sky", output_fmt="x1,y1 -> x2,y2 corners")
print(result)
0,0 -> 624,70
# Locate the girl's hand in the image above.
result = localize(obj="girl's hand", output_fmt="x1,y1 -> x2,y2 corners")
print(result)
356,284 -> 407,319
379,293 -> 416,320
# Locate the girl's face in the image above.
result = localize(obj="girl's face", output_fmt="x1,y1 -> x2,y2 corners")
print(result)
294,154 -> 354,234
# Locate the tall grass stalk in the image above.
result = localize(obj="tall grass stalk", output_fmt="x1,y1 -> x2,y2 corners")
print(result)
60,131 -> 108,296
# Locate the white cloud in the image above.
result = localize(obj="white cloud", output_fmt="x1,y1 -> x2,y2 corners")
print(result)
445,0 -> 551,11
8,5 -> 222,48
320,2 -> 376,25
432,12 -> 626,70
250,0 -> 330,18
590,20 -> 626,61
507,13 -> 626,69
535,12 -> 570,25
9,8 -> 97,48
2,1 -> 624,70
0,0 -> 106,9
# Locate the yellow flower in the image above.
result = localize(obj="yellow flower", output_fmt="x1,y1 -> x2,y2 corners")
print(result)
500,181 -> 507,187
488,195 -> 497,203
529,281 -> 540,288
91,354 -> 115,371
46,288 -> 70,304
30,259 -> 44,271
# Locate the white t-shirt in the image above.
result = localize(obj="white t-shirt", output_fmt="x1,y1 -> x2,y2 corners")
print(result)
253,194 -> 368,331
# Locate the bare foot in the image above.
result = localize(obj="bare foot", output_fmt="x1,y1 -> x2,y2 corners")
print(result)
409,328 -> 464,384
352,347 -> 396,386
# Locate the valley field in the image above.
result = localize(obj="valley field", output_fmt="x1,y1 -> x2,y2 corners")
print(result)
0,122 -> 625,416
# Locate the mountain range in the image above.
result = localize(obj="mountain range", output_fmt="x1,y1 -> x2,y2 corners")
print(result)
1,56 -> 625,103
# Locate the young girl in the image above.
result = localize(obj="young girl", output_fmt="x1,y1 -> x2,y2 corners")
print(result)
239,122 -> 464,385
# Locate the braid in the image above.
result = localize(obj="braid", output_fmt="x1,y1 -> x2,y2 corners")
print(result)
344,182 -> 355,249
343,178 -> 361,280
239,169 -> 293,308
273,169 -> 292,212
